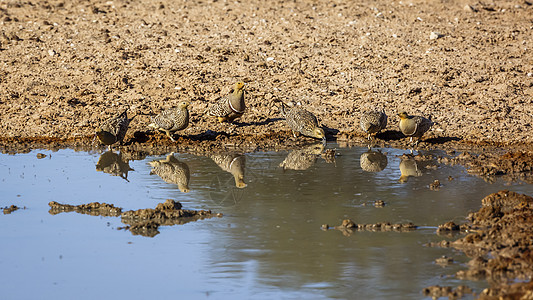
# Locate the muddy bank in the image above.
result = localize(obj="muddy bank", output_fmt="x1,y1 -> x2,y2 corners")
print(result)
0,0 -> 532,150
429,190 -> 533,298
440,151 -> 533,184
48,199 -> 220,237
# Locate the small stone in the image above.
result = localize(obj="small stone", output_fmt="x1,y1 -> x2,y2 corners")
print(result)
36,153 -> 47,159
341,219 -> 356,228
374,200 -> 385,207
430,32 -> 444,40
464,4 -> 476,12
435,255 -> 454,266
430,179 -> 441,190
48,49 -> 56,56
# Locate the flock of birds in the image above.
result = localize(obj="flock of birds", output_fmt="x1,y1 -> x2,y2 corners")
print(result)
95,82 -> 433,149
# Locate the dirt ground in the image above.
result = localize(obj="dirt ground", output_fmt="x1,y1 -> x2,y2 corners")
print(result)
427,190 -> 533,299
0,0 -> 532,150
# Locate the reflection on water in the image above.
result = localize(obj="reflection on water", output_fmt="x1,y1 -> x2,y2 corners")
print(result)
279,142 -> 324,170
1,144 -> 532,299
149,152 -> 191,193
95,151 -> 134,181
210,152 -> 247,188
360,148 -> 388,172
399,154 -> 423,183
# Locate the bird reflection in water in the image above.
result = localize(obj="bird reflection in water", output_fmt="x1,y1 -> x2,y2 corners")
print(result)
96,151 -> 134,182
210,153 -> 247,188
280,142 -> 325,170
360,148 -> 388,172
149,153 -> 191,193
398,154 -> 423,183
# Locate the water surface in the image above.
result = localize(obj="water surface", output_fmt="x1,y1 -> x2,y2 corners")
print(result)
1,144 -> 531,299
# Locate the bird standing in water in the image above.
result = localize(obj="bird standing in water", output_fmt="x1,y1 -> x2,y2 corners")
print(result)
207,82 -> 246,123
398,112 -> 432,145
149,101 -> 190,142
360,109 -> 387,140
280,102 -> 325,141
95,109 -> 133,150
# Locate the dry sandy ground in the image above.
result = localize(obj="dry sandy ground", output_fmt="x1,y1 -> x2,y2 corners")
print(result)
0,0 -> 532,149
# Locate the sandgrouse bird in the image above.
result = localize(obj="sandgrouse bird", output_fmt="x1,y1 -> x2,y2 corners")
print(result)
360,109 -> 387,140
207,82 -> 246,123
280,102 -> 325,140
398,112 -> 433,145
149,101 -> 190,142
95,109 -> 132,150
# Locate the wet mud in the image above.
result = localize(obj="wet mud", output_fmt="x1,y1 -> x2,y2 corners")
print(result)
121,199 -> 220,237
322,219 -> 417,236
2,205 -> 21,214
49,201 -> 123,217
440,151 -> 533,184
422,285 -> 473,300
429,191 -> 533,298
48,199 -> 220,237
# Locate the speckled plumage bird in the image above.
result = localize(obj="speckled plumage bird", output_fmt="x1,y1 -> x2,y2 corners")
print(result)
95,109 -> 132,150
280,102 -> 325,140
398,112 -> 433,145
149,101 -> 190,142
210,153 -> 247,188
360,149 -> 388,172
149,153 -> 191,193
207,82 -> 246,123
279,143 -> 324,170
360,109 -> 387,140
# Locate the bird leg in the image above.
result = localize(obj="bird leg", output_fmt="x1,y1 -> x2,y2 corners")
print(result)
165,130 -> 176,142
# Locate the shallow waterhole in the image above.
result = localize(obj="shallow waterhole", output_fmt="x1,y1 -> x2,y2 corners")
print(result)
1,143 -> 531,299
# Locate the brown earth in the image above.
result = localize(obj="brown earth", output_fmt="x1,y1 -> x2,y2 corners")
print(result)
1,0 -> 532,152
48,199 -> 220,237
429,190 -> 533,299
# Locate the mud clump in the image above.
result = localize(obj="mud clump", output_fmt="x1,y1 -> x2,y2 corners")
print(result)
432,190 -> 533,298
49,201 -> 122,217
121,199 -> 220,237
444,151 -> 533,183
436,221 -> 460,233
48,199 -> 220,237
422,285 -> 472,299
3,205 -> 20,214
322,219 -> 417,236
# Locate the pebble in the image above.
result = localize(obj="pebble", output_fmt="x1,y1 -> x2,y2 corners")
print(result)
429,32 -> 444,40
464,5 -> 476,12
